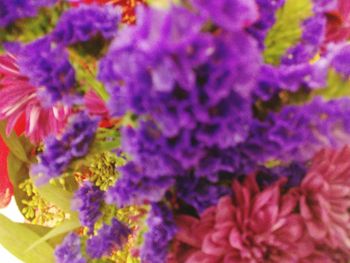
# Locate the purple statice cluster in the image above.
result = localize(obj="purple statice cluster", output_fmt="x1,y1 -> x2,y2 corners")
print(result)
86,218 -> 131,258
242,97 -> 350,164
331,44 -> 350,77
0,0 -> 57,28
32,112 -> 98,184
5,38 -> 76,105
51,5 -> 120,46
175,175 -> 230,213
140,203 -> 177,263
55,233 -> 86,263
72,182 -> 105,234
102,4 -> 261,207
2,4 -> 120,107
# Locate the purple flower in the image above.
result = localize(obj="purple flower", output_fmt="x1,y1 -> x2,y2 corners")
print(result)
190,0 -> 259,32
52,5 -> 120,46
331,44 -> 350,77
55,233 -> 86,263
106,162 -> 175,206
86,218 -> 131,258
0,0 -> 57,28
141,203 -> 176,263
243,97 -> 350,164
32,112 -> 98,184
6,37 -> 76,106
72,182 -> 104,234
282,15 -> 326,65
176,175 -> 230,213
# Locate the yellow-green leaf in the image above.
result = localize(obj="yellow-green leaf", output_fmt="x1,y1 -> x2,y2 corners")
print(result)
313,70 -> 350,99
264,0 -> 313,65
26,217 -> 80,252
36,183 -> 74,213
0,215 -> 54,263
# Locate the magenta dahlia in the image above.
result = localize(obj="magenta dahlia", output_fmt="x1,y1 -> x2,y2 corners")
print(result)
172,175 -> 314,263
299,146 -> 350,258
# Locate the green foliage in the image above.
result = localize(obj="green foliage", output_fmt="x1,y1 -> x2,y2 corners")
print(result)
264,0 -> 313,65
312,70 -> 350,99
0,215 -> 54,263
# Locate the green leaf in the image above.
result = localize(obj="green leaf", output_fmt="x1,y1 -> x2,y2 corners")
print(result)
313,70 -> 350,99
7,153 -> 30,218
26,217 -> 80,252
22,224 -> 65,248
0,121 -> 29,163
264,0 -> 313,65
36,183 -> 74,213
0,215 -> 54,263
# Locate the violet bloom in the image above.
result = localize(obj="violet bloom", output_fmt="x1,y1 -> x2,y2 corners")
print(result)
32,112 -> 98,184
55,233 -> 86,263
243,97 -> 350,164
190,0 -> 259,32
141,203 -> 177,263
51,4 -> 120,46
176,175 -> 230,214
6,37 -> 76,106
282,14 -> 326,65
72,182 -> 104,234
331,44 -> 350,77
100,5 -> 260,206
106,162 -> 175,206
0,0 -> 57,28
87,218 -> 131,258
0,54 -> 70,143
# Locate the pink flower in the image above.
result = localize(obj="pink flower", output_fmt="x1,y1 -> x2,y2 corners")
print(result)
84,90 -> 109,119
172,175 -> 314,263
0,54 -> 70,143
299,146 -> 350,258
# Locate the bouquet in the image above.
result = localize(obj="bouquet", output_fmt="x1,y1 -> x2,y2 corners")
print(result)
0,0 -> 350,262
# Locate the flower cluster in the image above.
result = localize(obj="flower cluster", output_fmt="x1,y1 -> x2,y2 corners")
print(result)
55,233 -> 86,263
172,147 -> 350,262
51,5 -> 120,46
72,182 -> 105,234
103,3 -> 261,206
2,0 -> 350,262
86,218 -> 131,258
32,112 -> 98,184
141,203 -> 177,263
